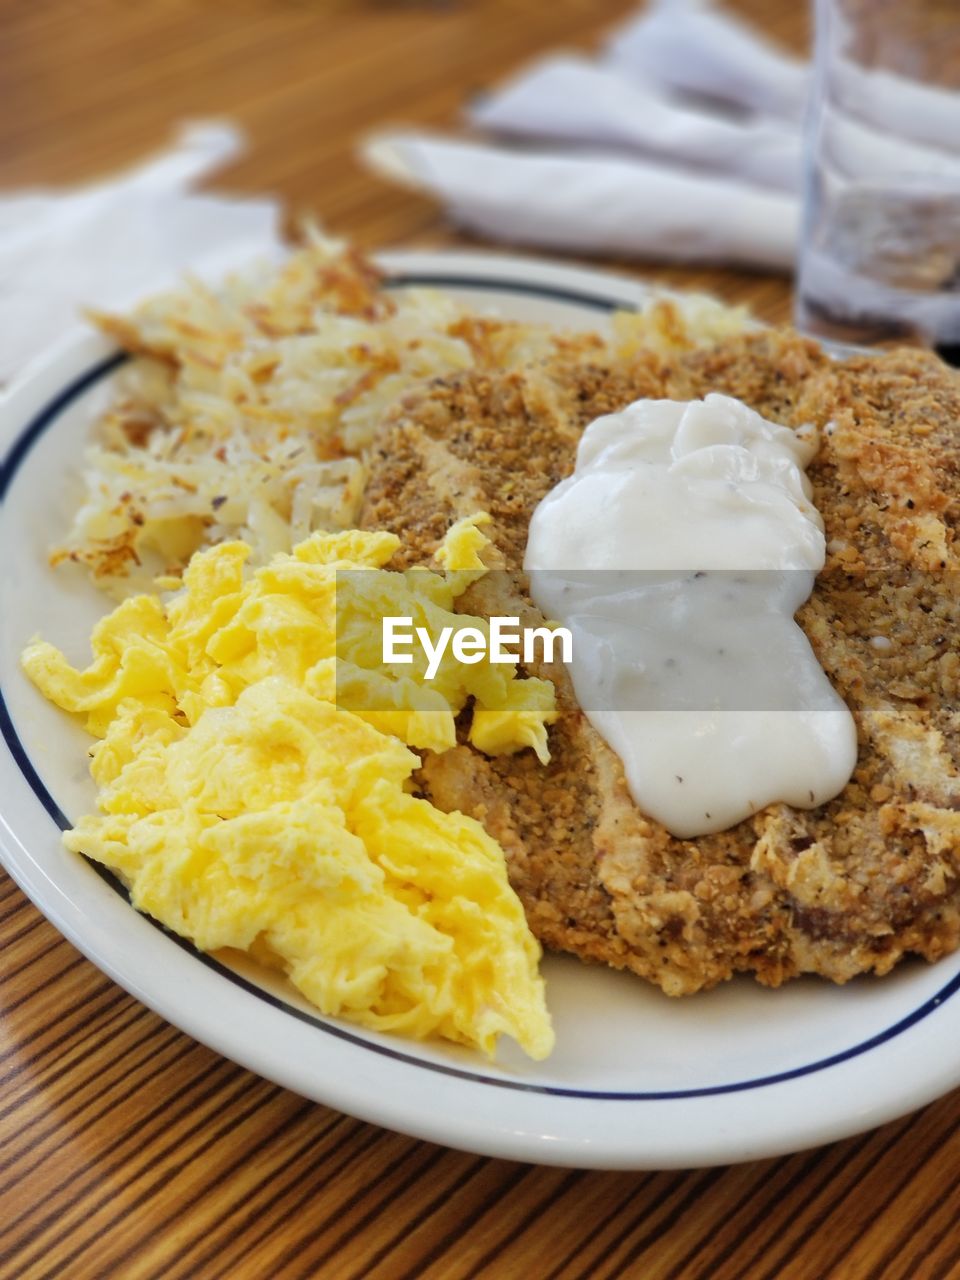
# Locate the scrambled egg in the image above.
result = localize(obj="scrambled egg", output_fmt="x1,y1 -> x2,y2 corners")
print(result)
22,516 -> 556,1059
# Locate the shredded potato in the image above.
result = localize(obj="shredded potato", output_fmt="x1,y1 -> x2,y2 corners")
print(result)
54,228 -> 748,597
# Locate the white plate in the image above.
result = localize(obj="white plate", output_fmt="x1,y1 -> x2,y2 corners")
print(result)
2,250 -> 958,1171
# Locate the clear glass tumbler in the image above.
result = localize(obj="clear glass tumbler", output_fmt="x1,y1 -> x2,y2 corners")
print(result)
795,0 -> 960,357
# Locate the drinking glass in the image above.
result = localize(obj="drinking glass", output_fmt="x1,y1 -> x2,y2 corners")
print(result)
795,0 -> 960,357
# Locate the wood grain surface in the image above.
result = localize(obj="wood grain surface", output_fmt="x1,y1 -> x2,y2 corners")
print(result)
2,2 -> 957,1277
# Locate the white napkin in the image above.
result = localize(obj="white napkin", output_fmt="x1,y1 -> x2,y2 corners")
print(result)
470,54 -> 800,192
363,0 -> 807,269
604,0 -> 808,122
470,51 -> 960,198
364,132 -> 798,269
365,0 -> 960,274
608,1 -> 960,157
0,122 -> 285,382
829,56 -> 960,155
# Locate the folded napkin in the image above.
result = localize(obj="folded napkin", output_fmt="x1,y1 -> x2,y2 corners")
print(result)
604,0 -> 808,122
364,132 -> 798,269
0,122 -> 284,382
611,0 -> 960,151
364,0 -> 960,273
828,57 -> 960,156
470,54 -> 800,192
364,0 -> 808,270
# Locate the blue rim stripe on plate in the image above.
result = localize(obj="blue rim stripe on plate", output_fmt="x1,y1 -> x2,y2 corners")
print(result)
1,273 -> 958,1102
385,274 -> 630,312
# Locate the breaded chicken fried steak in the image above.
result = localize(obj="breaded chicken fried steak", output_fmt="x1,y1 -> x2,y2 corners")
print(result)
360,329 -> 960,996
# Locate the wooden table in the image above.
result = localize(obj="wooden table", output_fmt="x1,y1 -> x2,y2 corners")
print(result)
2,2 -> 956,1276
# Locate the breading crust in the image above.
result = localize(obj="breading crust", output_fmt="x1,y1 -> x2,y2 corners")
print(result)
360,331 -> 960,994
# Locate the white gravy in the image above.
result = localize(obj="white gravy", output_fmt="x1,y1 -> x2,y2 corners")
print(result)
524,394 -> 858,838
